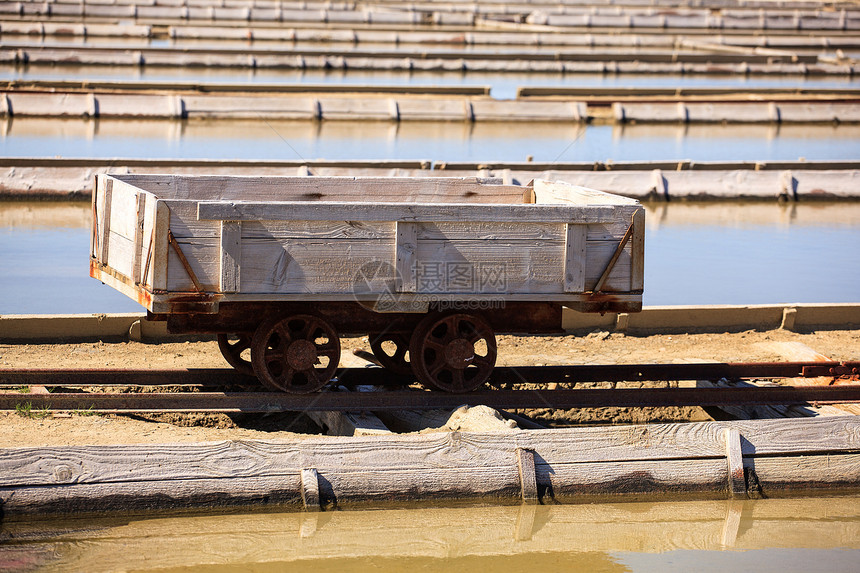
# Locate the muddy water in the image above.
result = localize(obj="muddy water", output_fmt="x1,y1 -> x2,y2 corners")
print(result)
1,496 -> 858,572
1,201 -> 858,315
2,117 -> 860,162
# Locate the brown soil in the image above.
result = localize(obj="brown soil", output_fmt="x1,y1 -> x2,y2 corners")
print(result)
1,328 -> 858,447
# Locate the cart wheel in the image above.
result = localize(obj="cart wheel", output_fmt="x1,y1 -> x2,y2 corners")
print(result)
251,314 -> 341,393
217,333 -> 255,376
409,312 -> 497,393
368,331 -> 413,375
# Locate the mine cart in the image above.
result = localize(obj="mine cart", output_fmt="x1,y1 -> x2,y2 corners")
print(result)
91,175 -> 644,393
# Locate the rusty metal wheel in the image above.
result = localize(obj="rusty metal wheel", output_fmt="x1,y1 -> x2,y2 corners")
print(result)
251,314 -> 341,393
368,331 -> 413,375
217,333 -> 255,376
409,312 -> 497,393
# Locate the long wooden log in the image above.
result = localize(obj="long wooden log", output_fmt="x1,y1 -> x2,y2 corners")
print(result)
1,416 -> 858,515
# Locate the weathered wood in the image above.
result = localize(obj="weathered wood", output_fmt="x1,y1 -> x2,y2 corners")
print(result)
132,191 -> 146,284
517,448 -> 539,503
197,201 -> 619,224
95,175 -> 642,314
99,178 -> 112,265
630,208 -> 645,291
724,427 -> 746,497
395,221 -> 417,293
563,223 -> 586,292
301,468 -> 320,511
126,175 -> 523,203
219,220 -> 241,293
2,417 -> 857,491
151,200 -> 170,291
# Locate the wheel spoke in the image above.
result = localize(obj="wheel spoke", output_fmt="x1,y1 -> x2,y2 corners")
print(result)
264,349 -> 283,363
450,368 -> 466,391
428,360 -> 448,378
316,342 -> 339,357
274,368 -> 295,389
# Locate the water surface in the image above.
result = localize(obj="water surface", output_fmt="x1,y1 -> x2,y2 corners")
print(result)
3,65 -> 858,99
3,117 -> 859,163
1,496 -> 858,572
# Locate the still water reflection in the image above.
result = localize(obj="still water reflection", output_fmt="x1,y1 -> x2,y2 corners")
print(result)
3,65 -> 859,99
1,497 -> 858,572
0,202 -> 858,315
2,117 -> 859,163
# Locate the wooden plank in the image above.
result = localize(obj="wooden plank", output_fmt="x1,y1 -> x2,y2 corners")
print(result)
99,178 -> 112,265
746,453 -> 860,491
724,427 -> 746,497
414,238 -> 564,294
545,458 -> 728,498
132,191 -> 146,284
534,179 -> 641,206
231,237 -> 394,295
301,468 -> 320,511
116,175 -> 524,204
631,208 -> 645,291
219,220 -> 241,293
90,174 -> 102,261
517,448 -> 539,504
416,221 -> 563,241
104,231 -> 136,280
197,201 -> 619,225
3,418 -> 858,490
395,221 -> 417,293
141,194 -> 157,288
152,200 -> 170,291
563,223 -> 587,292
0,475 -> 303,515
107,177 -> 147,240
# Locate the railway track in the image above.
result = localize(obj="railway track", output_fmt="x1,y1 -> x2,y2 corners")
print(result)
2,361 -> 858,413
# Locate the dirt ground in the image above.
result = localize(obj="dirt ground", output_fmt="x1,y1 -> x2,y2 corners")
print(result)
1,328 -> 858,448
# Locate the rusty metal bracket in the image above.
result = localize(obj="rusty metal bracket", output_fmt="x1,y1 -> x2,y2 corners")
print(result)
167,230 -> 203,293
802,362 -> 860,378
591,215 -> 635,294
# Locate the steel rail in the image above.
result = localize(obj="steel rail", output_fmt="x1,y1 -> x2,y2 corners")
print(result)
2,362 -> 858,388
2,386 -> 860,413
2,362 -> 858,387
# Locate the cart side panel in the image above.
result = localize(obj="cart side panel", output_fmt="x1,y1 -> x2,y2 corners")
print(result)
584,210 -> 639,293
411,221 -> 566,295
92,175 -> 159,288
237,221 -> 396,294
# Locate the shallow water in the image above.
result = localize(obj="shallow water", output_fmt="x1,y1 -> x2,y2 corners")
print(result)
3,117 -> 859,163
1,496 -> 858,572
3,65 -> 859,99
0,202 -> 858,315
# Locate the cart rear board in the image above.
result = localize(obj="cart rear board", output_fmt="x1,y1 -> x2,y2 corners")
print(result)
91,175 -> 644,392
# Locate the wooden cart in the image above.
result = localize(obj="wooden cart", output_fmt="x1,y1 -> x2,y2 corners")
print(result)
91,175 -> 644,393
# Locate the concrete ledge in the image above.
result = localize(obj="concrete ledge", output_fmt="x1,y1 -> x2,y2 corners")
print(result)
1,304 -> 857,342
0,313 -> 172,342
564,303 -> 860,334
